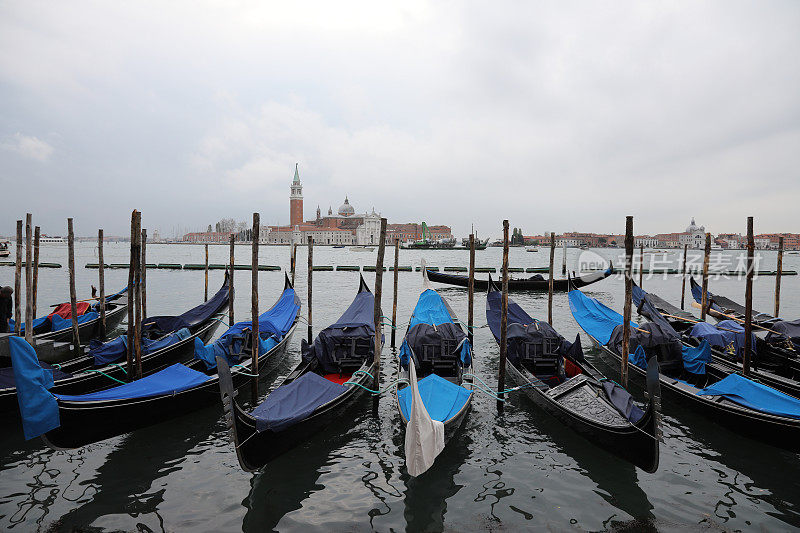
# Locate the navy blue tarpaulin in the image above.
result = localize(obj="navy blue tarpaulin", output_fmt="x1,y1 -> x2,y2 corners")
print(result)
144,280 -> 230,334
90,328 -> 191,367
251,372 -> 346,432
194,285 -> 300,369
698,373 -> 800,419
8,337 -> 60,440
56,364 -> 210,402
302,280 -> 375,373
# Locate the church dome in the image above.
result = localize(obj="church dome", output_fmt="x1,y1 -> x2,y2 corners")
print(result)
338,196 -> 355,216
686,217 -> 704,233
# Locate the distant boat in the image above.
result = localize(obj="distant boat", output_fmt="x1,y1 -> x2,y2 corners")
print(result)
526,247 -> 538,252
349,246 -> 374,252
0,241 -> 9,258
39,236 -> 67,245
332,245 -> 346,249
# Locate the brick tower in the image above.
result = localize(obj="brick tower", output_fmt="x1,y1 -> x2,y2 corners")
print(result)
290,163 -> 303,227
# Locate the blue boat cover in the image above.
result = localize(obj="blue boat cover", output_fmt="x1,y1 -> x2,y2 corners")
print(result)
9,284 -> 127,333
766,318 -> 800,350
0,360 -> 71,390
143,280 -> 230,334
408,289 -> 457,329
690,320 -> 755,361
194,286 -> 299,369
8,337 -> 60,440
690,278 -> 722,311
302,282 -> 376,373
697,373 -> 800,419
601,379 -> 644,423
90,328 -> 191,367
568,289 -> 638,345
57,363 -> 210,402
399,288 -> 471,369
682,339 -> 712,374
628,345 -> 646,369
8,316 -> 49,334
251,372 -> 346,432
51,311 -> 99,332
398,373 -> 472,423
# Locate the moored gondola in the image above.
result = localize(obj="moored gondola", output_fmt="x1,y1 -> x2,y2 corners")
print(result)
9,274 -> 299,448
0,276 -> 233,415
569,284 -> 800,451
394,264 -> 474,476
633,283 -> 800,398
486,277 -> 660,472
218,275 -> 379,472
426,264 -> 613,291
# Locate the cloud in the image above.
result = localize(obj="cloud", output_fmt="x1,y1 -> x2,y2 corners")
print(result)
1,132 -> 53,161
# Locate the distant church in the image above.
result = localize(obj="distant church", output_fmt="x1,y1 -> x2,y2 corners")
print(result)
263,164 -> 382,245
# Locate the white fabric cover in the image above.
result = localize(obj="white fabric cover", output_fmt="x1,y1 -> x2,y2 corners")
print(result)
404,362 -> 445,477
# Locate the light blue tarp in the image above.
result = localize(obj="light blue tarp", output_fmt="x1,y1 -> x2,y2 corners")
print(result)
408,289 -> 456,329
8,337 -> 60,440
398,373 -> 472,423
51,311 -> 99,332
628,345 -> 646,369
251,372 -> 346,432
56,364 -> 210,402
194,287 -> 299,369
8,316 -> 49,334
568,289 -> 638,345
682,339 -> 712,374
697,373 -> 800,419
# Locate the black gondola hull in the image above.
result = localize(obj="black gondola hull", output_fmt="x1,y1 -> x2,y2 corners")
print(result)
427,267 -> 612,291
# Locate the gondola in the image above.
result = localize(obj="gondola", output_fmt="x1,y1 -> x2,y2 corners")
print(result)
6,286 -> 128,356
486,277 -> 660,472
426,263 -> 613,291
632,283 -> 800,398
688,277 -> 800,380
9,274 -> 299,448
0,276 -> 232,415
568,284 -> 800,451
218,275 -> 379,471
394,265 -> 474,476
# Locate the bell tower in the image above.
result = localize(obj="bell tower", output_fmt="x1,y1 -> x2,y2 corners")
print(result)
290,163 -> 303,227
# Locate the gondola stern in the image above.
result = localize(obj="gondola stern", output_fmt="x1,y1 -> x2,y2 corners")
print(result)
358,273 -> 371,293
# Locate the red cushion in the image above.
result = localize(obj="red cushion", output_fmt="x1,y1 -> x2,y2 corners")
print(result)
323,373 -> 352,385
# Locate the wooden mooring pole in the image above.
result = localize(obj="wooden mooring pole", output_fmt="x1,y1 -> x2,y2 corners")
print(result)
290,243 -> 297,285
14,220 -> 21,335
373,218 -> 387,393
743,217 -> 754,376
32,226 -> 40,319
620,216 -> 634,387
548,233 -> 555,325
561,239 -> 567,275
67,218 -> 81,354
700,233 -> 711,321
307,236 -> 313,343
391,238 -> 399,348
680,244 -> 688,310
638,244 -> 644,286
775,236 -> 784,318
132,213 -> 143,379
141,229 -> 147,320
204,243 -> 209,302
498,220 -> 510,412
251,213 -> 260,403
98,229 -> 106,337
468,233 -> 476,345
229,234 -> 235,326
24,214 -> 32,344
126,212 -> 136,380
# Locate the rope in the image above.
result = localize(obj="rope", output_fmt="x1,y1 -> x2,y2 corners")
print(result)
342,375 -> 409,395
231,364 -> 259,377
80,369 -> 125,384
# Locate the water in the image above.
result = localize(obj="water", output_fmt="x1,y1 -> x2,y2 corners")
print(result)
1,243 -> 799,531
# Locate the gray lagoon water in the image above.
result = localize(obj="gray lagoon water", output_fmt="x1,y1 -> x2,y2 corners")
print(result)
1,243 -> 799,531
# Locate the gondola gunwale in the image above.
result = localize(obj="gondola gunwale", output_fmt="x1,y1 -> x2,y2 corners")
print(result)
426,263 -> 613,291
486,275 -> 659,472
569,285 -> 800,450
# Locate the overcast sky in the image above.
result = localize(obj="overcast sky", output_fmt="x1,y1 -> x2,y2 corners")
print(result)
1,1 -> 798,239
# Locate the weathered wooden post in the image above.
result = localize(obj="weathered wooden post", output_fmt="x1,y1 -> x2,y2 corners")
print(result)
468,233 -> 476,345
126,211 -> 136,379
548,233 -> 555,325
132,213 -> 143,379
32,226 -> 40,319
229,234 -> 235,326
14,220 -> 21,335
98,229 -> 106,337
743,217 -> 754,376
141,228 -> 147,320
204,243 -> 209,302
680,244 -> 688,310
775,236 -> 784,318
561,239 -> 567,275
251,213 -> 260,403
498,220 -> 510,412
700,233 -> 711,321
24,214 -> 33,344
391,238 -> 399,348
67,218 -> 81,354
373,218 -> 387,393
638,244 -> 644,286
307,236 -> 313,343
290,243 -> 297,285
621,216 -> 634,387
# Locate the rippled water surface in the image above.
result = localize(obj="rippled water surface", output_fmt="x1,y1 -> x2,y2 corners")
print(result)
1,243 -> 799,531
